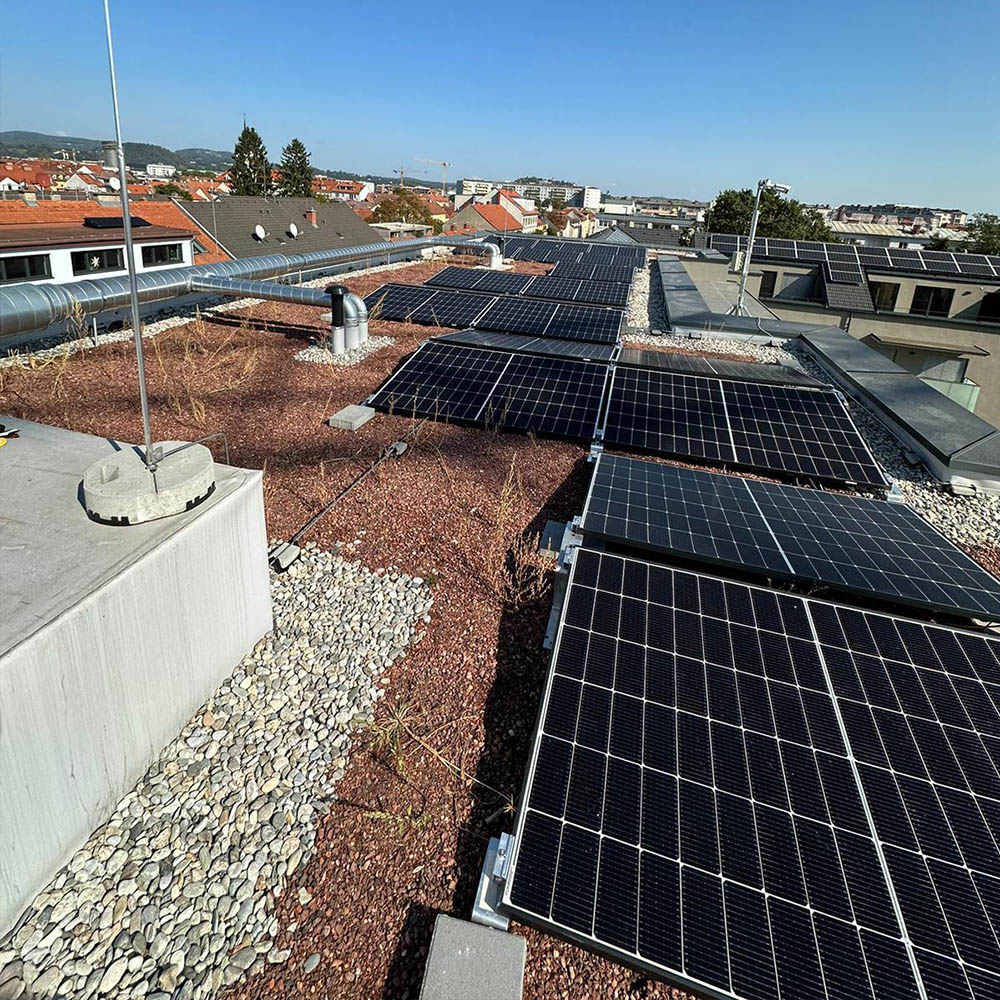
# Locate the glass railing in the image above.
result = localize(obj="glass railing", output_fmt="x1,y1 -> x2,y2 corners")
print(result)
922,375 -> 980,412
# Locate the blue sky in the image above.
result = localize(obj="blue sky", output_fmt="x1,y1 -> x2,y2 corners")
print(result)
3,0 -> 998,211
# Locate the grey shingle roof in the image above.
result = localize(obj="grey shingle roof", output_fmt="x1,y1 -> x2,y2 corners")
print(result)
178,197 -> 381,260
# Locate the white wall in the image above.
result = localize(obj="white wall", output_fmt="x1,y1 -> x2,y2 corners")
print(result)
0,238 -> 194,286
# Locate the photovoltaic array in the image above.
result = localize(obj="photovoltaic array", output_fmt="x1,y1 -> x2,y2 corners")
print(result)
706,233 -> 1000,280
603,367 -> 887,487
433,330 -> 619,363
426,266 -> 631,307
617,348 -> 825,388
484,234 -> 647,269
366,341 -> 607,439
502,546 -> 1000,1000
550,261 -> 638,284
364,283 -> 623,344
581,454 -> 1000,619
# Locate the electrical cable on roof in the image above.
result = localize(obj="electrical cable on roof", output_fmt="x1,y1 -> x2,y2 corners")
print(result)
268,419 -> 427,571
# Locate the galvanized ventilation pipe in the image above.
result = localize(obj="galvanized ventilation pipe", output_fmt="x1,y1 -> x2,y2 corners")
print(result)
189,275 -> 367,356
0,234 -> 496,340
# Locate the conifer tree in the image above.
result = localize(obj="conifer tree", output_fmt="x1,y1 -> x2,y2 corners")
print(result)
278,138 -> 313,198
230,124 -> 270,196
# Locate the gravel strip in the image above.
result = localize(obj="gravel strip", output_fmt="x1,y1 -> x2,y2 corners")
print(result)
625,266 -> 652,329
294,337 -> 393,367
0,548 -> 431,1000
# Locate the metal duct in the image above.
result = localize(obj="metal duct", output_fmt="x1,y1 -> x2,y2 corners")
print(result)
0,234 -> 495,340
189,276 -> 367,356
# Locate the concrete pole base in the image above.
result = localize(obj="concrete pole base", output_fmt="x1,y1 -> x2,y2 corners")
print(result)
82,443 -> 216,526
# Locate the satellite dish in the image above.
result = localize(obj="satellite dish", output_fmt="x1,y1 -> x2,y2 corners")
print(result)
253,224 -> 266,240
108,176 -> 121,190
288,223 -> 299,238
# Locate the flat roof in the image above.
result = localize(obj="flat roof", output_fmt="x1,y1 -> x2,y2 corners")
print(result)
0,416 -> 250,659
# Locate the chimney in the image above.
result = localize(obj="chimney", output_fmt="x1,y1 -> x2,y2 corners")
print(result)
101,140 -> 119,172
305,209 -> 318,227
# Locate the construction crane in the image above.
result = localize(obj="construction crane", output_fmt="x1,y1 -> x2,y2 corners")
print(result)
416,157 -> 452,198
393,166 -> 429,190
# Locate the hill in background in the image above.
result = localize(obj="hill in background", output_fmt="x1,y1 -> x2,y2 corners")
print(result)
0,130 -> 442,189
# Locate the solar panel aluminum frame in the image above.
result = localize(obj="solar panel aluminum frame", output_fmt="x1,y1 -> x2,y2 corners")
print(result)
578,454 -> 1000,622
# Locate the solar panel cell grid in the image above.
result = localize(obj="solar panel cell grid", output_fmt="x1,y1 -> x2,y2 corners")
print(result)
466,271 -> 536,295
581,454 -> 1000,619
367,340 -> 507,419
505,548 -> 1000,999
486,354 -> 608,438
476,297 -> 559,336
434,330 -> 619,362
604,369 -> 886,486
409,290 -> 492,327
548,304 -> 623,344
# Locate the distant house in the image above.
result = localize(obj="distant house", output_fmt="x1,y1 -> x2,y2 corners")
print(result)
312,177 -> 374,202
146,163 -> 177,179
176,196 -> 382,260
544,207 -> 594,239
447,202 -> 533,234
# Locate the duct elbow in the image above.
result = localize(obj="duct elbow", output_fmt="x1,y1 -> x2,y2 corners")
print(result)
347,293 -> 368,343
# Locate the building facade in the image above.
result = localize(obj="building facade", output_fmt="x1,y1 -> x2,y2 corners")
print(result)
458,178 -> 600,210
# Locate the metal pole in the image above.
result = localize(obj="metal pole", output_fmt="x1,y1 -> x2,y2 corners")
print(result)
734,179 -> 765,316
103,0 -> 156,470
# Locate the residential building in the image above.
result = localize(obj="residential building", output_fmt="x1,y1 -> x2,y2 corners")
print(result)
146,163 -> 177,179
600,198 -> 636,215
458,178 -> 601,210
631,196 -> 709,221
0,199 -> 229,268
544,207 -> 595,239
446,202 -> 533,234
492,190 -> 538,231
311,177 -> 374,202
693,233 -> 1000,422
827,220 -> 973,249
834,203 -> 968,229
176,196 -> 381,260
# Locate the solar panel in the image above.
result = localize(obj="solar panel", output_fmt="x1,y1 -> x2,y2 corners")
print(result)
617,349 -> 825,387
433,330 -> 618,362
364,283 -> 436,320
410,290 -> 493,327
955,255 -> 996,278
604,368 -> 735,464
524,275 -> 586,303
920,250 -> 960,273
502,546 -> 1000,1000
551,262 -> 636,283
726,380 -> 886,487
826,262 -> 866,284
603,369 -> 886,486
573,280 -> 631,307
547,304 -> 623,344
425,266 -> 487,290
470,271 -> 536,295
485,354 -> 609,438
581,454 -> 1000,619
476,297 -> 559,336
367,341 -> 608,438
367,340 -> 508,420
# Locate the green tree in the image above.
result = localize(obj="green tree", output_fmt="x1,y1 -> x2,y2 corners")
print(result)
370,189 -> 441,232
155,182 -> 192,200
230,124 -> 270,197
966,213 -> 1000,255
278,138 -> 313,198
705,188 -> 836,241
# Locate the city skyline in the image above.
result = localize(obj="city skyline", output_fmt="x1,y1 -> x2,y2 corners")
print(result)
2,0 -> 998,212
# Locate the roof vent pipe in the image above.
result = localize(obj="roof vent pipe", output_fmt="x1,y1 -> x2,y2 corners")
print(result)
327,284 -> 347,356
349,293 -> 368,343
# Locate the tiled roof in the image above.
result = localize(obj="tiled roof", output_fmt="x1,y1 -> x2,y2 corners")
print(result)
473,204 -> 523,231
0,199 -> 229,264
178,196 -> 381,260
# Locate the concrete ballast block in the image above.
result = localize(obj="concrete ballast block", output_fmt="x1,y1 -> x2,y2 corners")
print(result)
419,914 -> 525,1000
327,405 -> 375,431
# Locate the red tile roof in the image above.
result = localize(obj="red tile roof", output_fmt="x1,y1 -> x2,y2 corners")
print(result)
472,204 -> 523,231
0,199 -> 230,264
